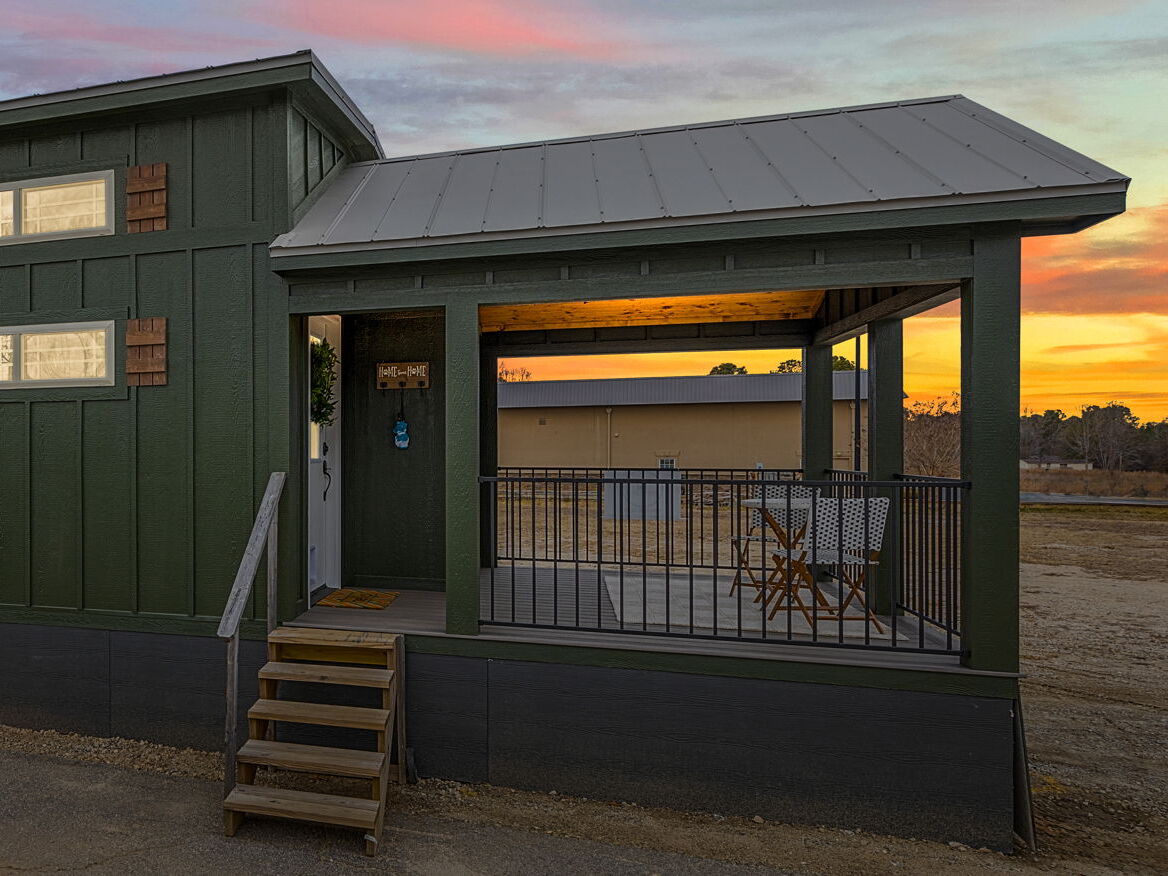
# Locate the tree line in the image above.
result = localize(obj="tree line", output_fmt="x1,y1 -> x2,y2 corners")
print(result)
904,398 -> 1168,476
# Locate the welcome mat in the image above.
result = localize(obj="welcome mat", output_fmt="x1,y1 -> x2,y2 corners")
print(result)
316,588 -> 400,610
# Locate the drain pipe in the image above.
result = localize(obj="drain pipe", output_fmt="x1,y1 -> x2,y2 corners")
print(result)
605,407 -> 614,467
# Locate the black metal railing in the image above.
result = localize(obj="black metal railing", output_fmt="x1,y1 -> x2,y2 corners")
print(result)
826,468 -> 869,498
480,471 -> 968,654
894,473 -> 967,651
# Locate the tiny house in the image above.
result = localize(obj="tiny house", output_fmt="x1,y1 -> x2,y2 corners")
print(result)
0,52 -> 1128,852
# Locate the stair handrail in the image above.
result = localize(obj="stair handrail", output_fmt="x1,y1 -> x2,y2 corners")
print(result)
217,470 -> 287,797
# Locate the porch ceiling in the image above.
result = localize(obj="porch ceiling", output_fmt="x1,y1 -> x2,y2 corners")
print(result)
478,290 -> 824,333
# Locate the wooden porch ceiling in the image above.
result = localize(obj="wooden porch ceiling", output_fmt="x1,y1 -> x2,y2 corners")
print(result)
478,290 -> 825,333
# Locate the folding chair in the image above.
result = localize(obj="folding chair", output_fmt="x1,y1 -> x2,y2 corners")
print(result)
765,496 -> 890,632
729,482 -> 816,595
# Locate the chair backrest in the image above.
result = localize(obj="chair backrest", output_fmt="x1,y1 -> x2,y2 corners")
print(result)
762,482 -> 816,502
808,496 -> 890,554
749,483 -> 817,528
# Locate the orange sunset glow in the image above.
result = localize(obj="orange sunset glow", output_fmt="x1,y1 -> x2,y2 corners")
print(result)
502,204 -> 1168,421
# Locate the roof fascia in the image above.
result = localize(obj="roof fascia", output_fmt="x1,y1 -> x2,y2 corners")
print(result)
0,53 -> 382,160
270,189 -> 1127,274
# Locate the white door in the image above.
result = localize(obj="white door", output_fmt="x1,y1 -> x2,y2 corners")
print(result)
308,315 -> 342,598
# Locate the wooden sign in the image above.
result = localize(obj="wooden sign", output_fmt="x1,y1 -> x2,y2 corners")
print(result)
377,361 -> 430,389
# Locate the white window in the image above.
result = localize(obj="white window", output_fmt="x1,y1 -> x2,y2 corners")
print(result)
0,170 -> 114,245
657,457 -> 677,470
0,321 -> 116,388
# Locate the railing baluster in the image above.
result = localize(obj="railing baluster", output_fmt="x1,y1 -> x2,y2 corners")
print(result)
478,470 -> 967,656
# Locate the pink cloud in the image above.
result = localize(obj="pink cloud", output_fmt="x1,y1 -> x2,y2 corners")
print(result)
263,0 -> 627,59
6,8 -> 280,55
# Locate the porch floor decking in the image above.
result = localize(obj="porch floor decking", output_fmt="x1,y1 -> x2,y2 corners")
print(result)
289,567 -> 986,676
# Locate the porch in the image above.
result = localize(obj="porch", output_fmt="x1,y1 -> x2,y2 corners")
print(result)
291,466 -> 970,667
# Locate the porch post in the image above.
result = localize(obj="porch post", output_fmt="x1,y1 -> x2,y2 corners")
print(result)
867,318 -> 904,615
445,301 -> 481,635
801,344 -> 834,479
479,347 -> 498,568
960,230 -> 1021,672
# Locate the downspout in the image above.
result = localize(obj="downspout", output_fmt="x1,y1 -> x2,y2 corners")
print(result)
605,407 -> 613,468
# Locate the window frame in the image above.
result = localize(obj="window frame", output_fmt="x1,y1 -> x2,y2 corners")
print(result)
0,320 -> 117,389
0,170 -> 115,246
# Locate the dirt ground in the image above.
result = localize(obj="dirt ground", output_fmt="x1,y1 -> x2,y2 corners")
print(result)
0,506 -> 1165,875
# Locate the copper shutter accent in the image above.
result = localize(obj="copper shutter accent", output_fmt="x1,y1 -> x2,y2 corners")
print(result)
126,163 -> 167,233
126,317 -> 168,386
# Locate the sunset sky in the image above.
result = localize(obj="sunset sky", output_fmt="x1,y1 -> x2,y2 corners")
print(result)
3,1 -> 1163,419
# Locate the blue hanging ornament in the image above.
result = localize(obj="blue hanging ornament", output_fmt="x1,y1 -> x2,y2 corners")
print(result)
394,390 -> 410,449
393,418 -> 410,449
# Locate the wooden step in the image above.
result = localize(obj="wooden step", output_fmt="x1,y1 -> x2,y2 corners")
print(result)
259,661 -> 394,689
237,739 -> 385,778
269,627 -> 399,649
224,784 -> 378,830
248,699 -> 390,731
269,627 -> 401,666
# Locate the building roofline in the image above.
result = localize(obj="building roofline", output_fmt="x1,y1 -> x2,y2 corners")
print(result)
0,51 -> 383,159
353,95 -> 967,165
498,372 -> 869,408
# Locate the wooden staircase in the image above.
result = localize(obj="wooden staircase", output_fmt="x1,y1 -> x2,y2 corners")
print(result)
223,627 -> 407,856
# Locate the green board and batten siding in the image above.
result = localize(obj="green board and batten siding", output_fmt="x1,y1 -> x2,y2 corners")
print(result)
0,92 -> 324,633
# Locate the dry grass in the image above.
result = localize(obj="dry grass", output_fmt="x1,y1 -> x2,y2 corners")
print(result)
1021,467 -> 1168,498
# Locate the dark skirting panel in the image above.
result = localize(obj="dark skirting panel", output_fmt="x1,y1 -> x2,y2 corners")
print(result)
109,630 -> 265,749
1,623 -> 1013,849
487,660 -> 1016,851
0,624 -> 111,736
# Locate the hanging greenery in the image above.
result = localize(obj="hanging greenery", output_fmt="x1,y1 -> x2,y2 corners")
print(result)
310,339 -> 339,426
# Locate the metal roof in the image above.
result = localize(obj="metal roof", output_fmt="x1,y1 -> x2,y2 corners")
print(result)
498,372 -> 867,409
272,95 -> 1127,257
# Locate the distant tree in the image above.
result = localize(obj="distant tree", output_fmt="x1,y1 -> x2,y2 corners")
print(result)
1019,408 -> 1067,460
708,362 -> 747,375
903,394 -> 962,477
770,355 -> 856,374
1065,403 -> 1141,472
497,361 -> 532,382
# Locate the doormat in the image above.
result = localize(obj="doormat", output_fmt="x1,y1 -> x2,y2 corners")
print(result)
316,588 -> 400,610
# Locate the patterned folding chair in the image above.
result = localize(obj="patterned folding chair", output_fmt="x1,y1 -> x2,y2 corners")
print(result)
729,482 -> 816,595
765,496 -> 890,632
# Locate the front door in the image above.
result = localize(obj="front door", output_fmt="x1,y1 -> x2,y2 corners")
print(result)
308,315 -> 342,599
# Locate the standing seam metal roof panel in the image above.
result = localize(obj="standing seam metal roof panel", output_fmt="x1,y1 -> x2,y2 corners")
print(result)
639,129 -> 733,216
323,162 -> 412,244
590,135 -> 666,222
372,156 -> 458,241
273,95 -> 1128,254
483,146 -> 545,231
427,148 -> 499,237
543,139 -> 603,228
496,372 -> 869,408
690,124 -> 802,212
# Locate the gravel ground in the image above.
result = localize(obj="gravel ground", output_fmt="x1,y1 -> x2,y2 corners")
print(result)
0,506 -> 1164,875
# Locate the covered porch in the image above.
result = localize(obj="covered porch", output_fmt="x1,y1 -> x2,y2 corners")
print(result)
274,96 -> 1129,679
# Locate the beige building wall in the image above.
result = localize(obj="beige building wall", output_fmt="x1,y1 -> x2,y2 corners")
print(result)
498,400 -> 864,470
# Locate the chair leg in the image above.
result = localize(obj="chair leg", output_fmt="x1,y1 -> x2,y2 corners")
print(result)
835,566 -> 886,634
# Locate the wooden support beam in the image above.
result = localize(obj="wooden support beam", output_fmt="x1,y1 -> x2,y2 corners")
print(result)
801,345 -> 834,479
482,320 -> 814,356
445,301 -> 481,636
867,318 -> 904,615
479,290 -> 824,333
960,231 -> 1021,673
813,283 -> 960,345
